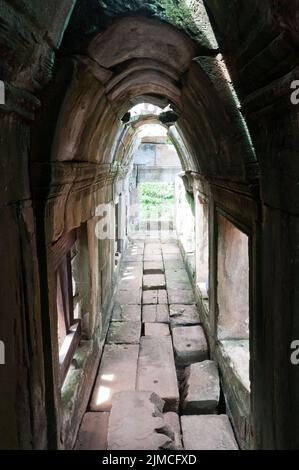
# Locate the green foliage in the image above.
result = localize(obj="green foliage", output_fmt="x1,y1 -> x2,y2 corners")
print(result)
139,182 -> 174,217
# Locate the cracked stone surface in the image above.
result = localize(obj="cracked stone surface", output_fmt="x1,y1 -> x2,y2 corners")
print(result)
181,415 -> 239,450
182,360 -> 220,414
108,391 -> 176,450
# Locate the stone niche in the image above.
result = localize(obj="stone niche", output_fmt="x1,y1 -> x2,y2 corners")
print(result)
217,214 -> 249,341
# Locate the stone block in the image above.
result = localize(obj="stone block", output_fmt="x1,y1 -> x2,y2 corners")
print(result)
164,412 -> 183,450
108,391 -> 175,450
115,289 -> 142,305
182,360 -> 220,414
142,305 -> 169,323
75,412 -> 109,450
172,325 -> 208,366
111,304 -> 141,322
137,337 -> 179,412
170,304 -> 200,326
144,323 -> 170,336
181,415 -> 238,450
167,289 -> 195,304
106,321 -> 141,344
143,274 -> 166,290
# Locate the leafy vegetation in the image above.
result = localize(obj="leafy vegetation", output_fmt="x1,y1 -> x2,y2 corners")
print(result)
139,182 -> 174,218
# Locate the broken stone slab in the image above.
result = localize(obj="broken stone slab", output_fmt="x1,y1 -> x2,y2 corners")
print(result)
169,304 -> 200,327
167,289 -> 195,304
108,391 -> 176,450
142,305 -> 169,323
137,337 -> 179,412
115,289 -> 142,305
181,415 -> 239,450
143,274 -> 166,290
111,304 -> 141,322
164,412 -> 183,450
182,360 -> 220,414
107,321 -> 141,344
90,344 -> 139,412
75,412 -> 109,450
172,325 -> 208,366
144,323 -> 170,337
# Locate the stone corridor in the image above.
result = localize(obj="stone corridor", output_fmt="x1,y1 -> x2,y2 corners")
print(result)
76,236 -> 238,450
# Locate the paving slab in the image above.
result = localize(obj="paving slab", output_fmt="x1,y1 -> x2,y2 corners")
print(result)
167,289 -> 195,304
172,325 -> 208,366
143,274 -> 166,290
158,289 -> 168,304
137,337 -> 179,412
144,323 -> 170,337
182,360 -> 220,414
164,259 -> 185,270
90,344 -> 139,411
169,304 -> 200,327
115,289 -> 142,305
181,415 -> 238,450
75,412 -> 109,450
166,269 -> 192,290
108,391 -> 175,450
143,290 -> 158,304
107,321 -> 141,344
143,305 -> 169,323
111,304 -> 141,322
144,254 -> 163,262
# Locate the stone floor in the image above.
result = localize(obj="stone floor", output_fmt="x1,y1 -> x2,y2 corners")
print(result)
75,236 -> 238,450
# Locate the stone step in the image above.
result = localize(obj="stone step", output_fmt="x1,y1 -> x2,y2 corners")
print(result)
182,360 -> 220,414
172,325 -> 208,366
106,321 -> 141,345
181,415 -> 239,450
75,412 -> 109,450
144,323 -> 170,337
143,274 -> 166,290
90,344 -> 139,411
143,260 -> 164,274
169,304 -> 200,327
136,337 -> 179,412
108,391 -> 176,450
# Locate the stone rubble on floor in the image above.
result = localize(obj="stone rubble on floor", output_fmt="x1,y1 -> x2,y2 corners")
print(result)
77,238 -> 238,450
